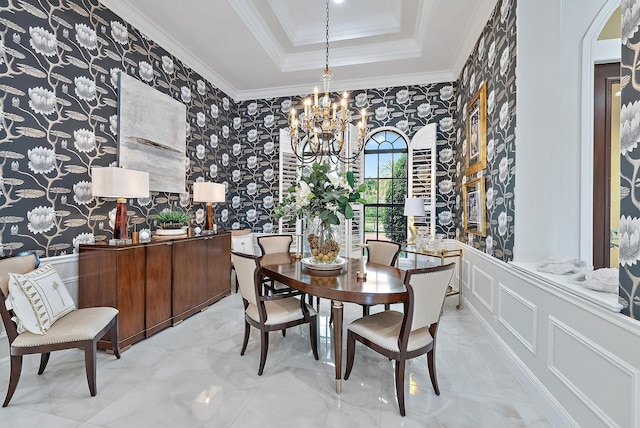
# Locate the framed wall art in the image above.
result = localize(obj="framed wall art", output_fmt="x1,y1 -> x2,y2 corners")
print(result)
463,176 -> 486,236
466,82 -> 487,175
117,72 -> 187,194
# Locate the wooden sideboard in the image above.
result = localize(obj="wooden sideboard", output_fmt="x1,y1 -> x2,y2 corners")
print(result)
79,232 -> 231,350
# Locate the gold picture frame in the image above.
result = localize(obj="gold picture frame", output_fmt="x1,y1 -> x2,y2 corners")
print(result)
466,82 -> 487,175
463,177 -> 486,236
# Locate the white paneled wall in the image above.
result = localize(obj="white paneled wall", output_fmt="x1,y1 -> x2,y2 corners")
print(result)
458,241 -> 640,428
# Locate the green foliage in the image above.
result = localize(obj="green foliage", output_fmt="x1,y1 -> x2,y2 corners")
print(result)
381,154 -> 407,242
155,210 -> 189,227
275,162 -> 366,227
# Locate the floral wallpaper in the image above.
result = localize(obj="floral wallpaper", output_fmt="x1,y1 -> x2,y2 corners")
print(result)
233,84 -> 458,237
619,0 -> 640,319
453,0 -> 517,261
0,0 -> 233,257
1,0 -> 516,267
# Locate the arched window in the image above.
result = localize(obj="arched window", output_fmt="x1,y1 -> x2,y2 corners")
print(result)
363,129 -> 408,242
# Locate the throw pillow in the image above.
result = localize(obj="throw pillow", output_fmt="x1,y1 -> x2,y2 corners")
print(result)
7,263 -> 76,334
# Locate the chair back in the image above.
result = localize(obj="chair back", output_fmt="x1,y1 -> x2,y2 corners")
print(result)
232,229 -> 256,255
231,251 -> 259,306
403,263 -> 455,334
365,239 -> 401,267
257,235 -> 292,255
0,252 -> 40,343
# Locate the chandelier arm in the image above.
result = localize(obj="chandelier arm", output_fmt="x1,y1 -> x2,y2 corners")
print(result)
325,0 -> 330,72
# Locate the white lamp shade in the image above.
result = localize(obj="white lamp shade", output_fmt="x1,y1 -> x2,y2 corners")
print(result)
193,182 -> 225,203
403,197 -> 425,216
91,167 -> 149,198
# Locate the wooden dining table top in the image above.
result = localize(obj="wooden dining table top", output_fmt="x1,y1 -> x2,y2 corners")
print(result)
259,252 -> 408,306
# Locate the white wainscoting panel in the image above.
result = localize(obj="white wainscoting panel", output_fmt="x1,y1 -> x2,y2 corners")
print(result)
471,265 -> 493,312
498,283 -> 538,355
463,258 -> 471,289
548,316 -> 639,428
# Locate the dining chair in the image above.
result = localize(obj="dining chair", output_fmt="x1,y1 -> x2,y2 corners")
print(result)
344,263 -> 455,416
361,239 -> 402,316
231,251 -> 319,375
231,228 -> 255,292
0,252 -> 120,407
256,234 -> 294,295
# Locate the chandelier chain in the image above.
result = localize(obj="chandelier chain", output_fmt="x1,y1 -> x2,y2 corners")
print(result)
325,0 -> 330,71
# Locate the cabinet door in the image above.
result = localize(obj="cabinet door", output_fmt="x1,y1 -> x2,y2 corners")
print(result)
145,242 -> 173,336
116,247 -> 146,346
172,238 -> 209,322
207,234 -> 231,302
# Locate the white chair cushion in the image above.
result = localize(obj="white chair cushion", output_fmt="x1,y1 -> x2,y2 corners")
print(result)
12,307 -> 118,348
246,298 -> 316,325
7,263 -> 76,335
348,310 -> 433,353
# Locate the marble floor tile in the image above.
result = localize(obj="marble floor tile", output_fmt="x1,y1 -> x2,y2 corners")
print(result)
0,292 -> 553,428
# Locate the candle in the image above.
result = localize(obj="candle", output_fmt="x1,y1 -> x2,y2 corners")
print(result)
295,218 -> 302,235
332,103 -> 336,121
314,87 -> 319,105
361,108 -> 366,126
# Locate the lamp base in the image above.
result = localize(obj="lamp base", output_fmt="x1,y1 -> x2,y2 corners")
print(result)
204,202 -> 214,232
114,197 -> 128,240
407,215 -> 417,245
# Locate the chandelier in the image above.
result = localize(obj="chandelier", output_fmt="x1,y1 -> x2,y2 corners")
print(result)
289,0 -> 367,164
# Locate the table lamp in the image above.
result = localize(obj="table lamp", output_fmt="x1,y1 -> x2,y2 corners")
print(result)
91,166 -> 150,240
193,182 -> 225,232
403,197 -> 425,245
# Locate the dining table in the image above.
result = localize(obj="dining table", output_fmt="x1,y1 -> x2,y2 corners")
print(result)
259,252 -> 408,393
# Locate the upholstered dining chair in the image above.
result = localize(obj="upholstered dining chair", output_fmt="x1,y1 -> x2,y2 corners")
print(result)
344,263 -> 455,416
0,252 -> 120,407
361,239 -> 402,316
231,229 -> 255,292
256,234 -> 294,295
231,251 -> 318,375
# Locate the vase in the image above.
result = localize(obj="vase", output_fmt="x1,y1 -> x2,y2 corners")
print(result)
305,216 -> 341,264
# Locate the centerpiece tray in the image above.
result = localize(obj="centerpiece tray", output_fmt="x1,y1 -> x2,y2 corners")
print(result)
301,256 -> 348,271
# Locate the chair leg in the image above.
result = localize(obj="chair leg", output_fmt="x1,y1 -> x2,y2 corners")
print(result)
395,359 -> 407,417
38,352 -> 51,375
344,332 -> 356,380
427,348 -> 440,395
257,331 -> 269,376
84,344 -> 98,396
282,329 -> 286,337
310,316 -> 319,360
110,320 -> 121,359
3,355 -> 22,407
384,303 -> 390,311
362,305 -> 370,317
240,321 -> 250,355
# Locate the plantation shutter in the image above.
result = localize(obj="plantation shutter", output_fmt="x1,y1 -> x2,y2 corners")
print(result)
340,123 -> 364,258
278,128 -> 299,237
408,123 -> 436,237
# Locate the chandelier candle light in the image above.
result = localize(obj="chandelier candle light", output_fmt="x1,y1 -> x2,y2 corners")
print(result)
289,0 -> 367,164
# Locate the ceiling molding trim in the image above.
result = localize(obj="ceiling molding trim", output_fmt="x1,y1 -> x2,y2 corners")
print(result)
235,70 -> 455,101
449,0 -> 499,79
98,0 -> 239,99
228,0 -> 286,69
282,39 -> 422,72
414,0 -> 434,42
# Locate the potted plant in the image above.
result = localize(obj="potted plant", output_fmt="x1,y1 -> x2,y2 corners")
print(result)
155,210 -> 189,236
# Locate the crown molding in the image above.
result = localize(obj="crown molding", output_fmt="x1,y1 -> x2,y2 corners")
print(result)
98,0 -> 240,99
235,70 -> 455,101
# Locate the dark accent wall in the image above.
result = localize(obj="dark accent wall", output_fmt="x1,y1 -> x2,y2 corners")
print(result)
234,84 -> 458,236
454,0 -> 517,261
619,1 -> 640,319
0,0 -> 232,256
1,0 -> 516,265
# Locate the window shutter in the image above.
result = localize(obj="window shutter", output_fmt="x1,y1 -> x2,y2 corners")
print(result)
278,128 -> 299,236
408,123 -> 436,237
